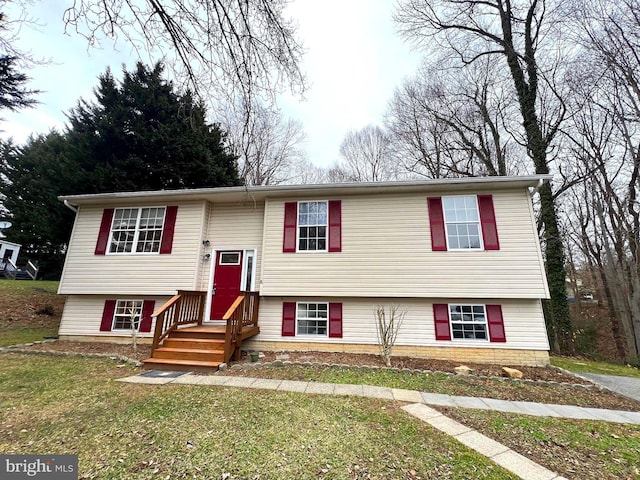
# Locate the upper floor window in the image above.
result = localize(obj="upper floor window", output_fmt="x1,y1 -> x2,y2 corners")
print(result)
427,195 -> 499,251
298,201 -> 328,252
442,196 -> 482,250
109,207 -> 166,254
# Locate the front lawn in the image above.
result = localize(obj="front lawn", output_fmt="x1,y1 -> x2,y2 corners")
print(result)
441,408 -> 640,480
0,354 -> 517,479
552,356 -> 640,379
0,280 -> 63,346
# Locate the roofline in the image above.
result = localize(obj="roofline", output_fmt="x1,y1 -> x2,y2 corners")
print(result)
59,175 -> 553,205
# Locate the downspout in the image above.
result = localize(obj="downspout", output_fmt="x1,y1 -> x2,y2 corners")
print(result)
530,177 -> 545,197
63,200 -> 78,213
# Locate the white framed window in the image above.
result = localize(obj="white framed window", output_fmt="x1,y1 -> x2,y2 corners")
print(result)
112,300 -> 143,330
297,302 -> 328,336
442,196 -> 483,250
109,207 -> 166,254
449,304 -> 488,340
219,252 -> 241,265
298,201 -> 328,252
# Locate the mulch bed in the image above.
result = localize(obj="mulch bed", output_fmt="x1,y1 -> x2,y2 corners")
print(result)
18,340 -> 585,383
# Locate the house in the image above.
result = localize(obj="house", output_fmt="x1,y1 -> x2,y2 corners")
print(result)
0,239 -> 21,277
57,175 -> 552,369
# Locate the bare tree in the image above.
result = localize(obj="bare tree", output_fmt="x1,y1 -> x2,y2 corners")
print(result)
57,0 -> 306,107
386,60 -> 526,179
223,100 -> 306,185
336,125 -> 399,182
395,0 -> 573,353
560,0 -> 640,361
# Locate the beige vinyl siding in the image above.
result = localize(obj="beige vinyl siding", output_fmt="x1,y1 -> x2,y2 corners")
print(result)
58,295 -> 171,338
260,189 -> 549,298
256,297 -> 549,351
206,200 -> 265,289
197,201 -> 213,290
58,202 -> 206,295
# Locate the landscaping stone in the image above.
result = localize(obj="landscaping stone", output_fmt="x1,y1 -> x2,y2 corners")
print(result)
502,366 -> 524,379
454,365 -> 473,375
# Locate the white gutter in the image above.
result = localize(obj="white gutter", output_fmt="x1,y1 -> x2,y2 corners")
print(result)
63,200 -> 78,213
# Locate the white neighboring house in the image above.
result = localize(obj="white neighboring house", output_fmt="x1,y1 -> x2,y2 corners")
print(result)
57,175 -> 553,369
0,239 -> 22,271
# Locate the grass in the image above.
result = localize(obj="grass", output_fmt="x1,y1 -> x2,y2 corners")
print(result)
220,364 -> 640,410
0,280 -> 63,346
552,356 -> 640,379
0,354 -> 518,480
441,408 -> 640,480
0,279 -> 60,294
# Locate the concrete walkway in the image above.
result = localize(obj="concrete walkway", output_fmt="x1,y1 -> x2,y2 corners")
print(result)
117,371 -> 640,480
578,372 -> 640,402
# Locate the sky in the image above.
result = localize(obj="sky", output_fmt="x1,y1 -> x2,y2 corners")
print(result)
0,1 -> 422,168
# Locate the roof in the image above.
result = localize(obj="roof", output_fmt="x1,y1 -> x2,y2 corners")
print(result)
59,175 -> 553,206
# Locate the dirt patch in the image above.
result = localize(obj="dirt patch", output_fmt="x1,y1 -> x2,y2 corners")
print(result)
20,341 -> 152,362
0,287 -> 65,332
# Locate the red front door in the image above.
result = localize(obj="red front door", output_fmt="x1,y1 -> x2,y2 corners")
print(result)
210,251 -> 243,319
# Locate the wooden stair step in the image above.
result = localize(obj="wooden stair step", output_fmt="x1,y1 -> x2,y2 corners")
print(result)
143,357 -> 222,372
163,338 -> 225,349
153,347 -> 224,362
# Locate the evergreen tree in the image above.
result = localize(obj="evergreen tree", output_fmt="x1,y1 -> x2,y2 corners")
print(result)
66,62 -> 241,193
0,134 -> 77,277
1,62 -> 241,278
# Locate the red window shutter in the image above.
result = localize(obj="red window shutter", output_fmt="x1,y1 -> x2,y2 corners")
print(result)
427,197 -> 447,251
282,302 -> 296,336
139,300 -> 156,333
159,206 -> 178,254
478,195 -> 500,250
433,303 -> 451,340
283,202 -> 298,253
486,304 -> 506,342
328,302 -> 343,338
328,200 -> 342,252
100,300 -> 116,332
95,209 -> 114,255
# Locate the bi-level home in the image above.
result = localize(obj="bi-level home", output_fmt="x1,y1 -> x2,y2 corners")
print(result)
57,175 -> 552,369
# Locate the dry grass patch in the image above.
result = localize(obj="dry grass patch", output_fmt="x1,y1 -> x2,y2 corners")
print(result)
439,408 -> 640,480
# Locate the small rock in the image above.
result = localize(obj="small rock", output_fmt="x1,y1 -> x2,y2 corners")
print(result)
276,353 -> 290,360
218,363 -> 227,371
454,365 -> 473,376
502,366 -> 523,379
258,352 -> 265,358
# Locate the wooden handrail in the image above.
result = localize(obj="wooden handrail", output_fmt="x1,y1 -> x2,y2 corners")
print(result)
151,290 -> 206,352
222,291 -> 260,363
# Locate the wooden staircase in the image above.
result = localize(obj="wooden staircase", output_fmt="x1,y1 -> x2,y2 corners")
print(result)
143,291 -> 259,371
